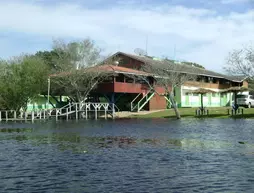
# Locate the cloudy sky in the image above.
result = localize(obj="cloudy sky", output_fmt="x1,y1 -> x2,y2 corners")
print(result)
0,0 -> 253,72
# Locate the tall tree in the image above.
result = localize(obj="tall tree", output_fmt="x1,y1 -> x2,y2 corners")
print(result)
52,38 -> 102,71
0,55 -> 48,111
224,44 -> 254,80
128,60 -> 196,119
49,38 -> 111,103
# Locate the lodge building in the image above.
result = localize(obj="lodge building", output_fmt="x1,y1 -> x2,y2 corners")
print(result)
28,52 -> 248,112
86,52 -> 248,111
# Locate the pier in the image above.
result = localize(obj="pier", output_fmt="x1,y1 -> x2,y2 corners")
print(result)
0,102 -> 119,122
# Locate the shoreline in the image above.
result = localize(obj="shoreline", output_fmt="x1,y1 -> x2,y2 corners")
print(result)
115,108 -> 254,119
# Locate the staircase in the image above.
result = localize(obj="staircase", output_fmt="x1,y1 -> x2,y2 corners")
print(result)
55,102 -> 78,118
131,90 -> 155,112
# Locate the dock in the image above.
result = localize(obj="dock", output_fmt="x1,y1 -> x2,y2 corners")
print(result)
0,102 -> 119,122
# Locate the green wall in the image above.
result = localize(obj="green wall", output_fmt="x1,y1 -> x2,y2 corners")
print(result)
180,87 -> 232,108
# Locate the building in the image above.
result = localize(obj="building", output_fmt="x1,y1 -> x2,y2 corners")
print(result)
95,52 -> 248,110
28,51 -> 248,112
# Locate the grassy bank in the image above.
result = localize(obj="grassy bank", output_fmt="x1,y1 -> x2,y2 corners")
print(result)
131,107 -> 254,119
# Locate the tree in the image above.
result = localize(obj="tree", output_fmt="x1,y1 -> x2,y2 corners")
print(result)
50,67 -> 112,103
35,50 -> 59,72
128,60 -> 196,119
0,55 -> 48,111
224,44 -> 254,80
163,58 -> 205,69
52,38 -> 102,71
49,38 -> 112,103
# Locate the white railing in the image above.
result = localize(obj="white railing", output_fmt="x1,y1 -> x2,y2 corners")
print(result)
137,90 -> 155,112
0,102 -> 120,121
131,93 -> 142,111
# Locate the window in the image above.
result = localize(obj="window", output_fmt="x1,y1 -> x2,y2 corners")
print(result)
212,78 -> 218,84
125,77 -> 134,83
115,74 -> 125,82
204,77 -> 209,83
119,58 -> 129,66
136,79 -> 146,84
103,76 -> 114,83
212,93 -> 217,97
196,76 -> 202,82
237,95 -> 248,99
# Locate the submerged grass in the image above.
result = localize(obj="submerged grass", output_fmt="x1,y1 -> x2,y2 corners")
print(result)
131,107 -> 254,119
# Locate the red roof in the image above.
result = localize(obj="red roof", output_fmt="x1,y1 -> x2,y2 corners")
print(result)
50,65 -> 150,77
97,65 -> 150,76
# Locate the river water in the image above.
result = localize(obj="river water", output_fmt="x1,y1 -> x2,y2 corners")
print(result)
1,118 -> 254,192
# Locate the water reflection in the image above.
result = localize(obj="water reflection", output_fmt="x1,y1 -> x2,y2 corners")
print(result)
1,119 -> 254,192
0,128 -> 242,152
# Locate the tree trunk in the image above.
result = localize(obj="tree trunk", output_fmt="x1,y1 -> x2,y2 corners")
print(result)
169,91 -> 181,119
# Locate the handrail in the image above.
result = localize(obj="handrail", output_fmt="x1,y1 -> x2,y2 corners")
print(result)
113,104 -> 120,112
137,90 -> 155,112
0,102 -> 120,121
131,93 -> 142,111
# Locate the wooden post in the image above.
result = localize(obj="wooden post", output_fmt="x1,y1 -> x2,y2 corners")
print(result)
0,111 -> 2,122
95,108 -> 97,120
43,110 -> 46,120
5,111 -> 8,121
32,111 -> 34,122
85,107 -> 88,120
105,108 -> 107,120
14,111 -> 17,120
39,111 -> 42,120
201,94 -> 204,115
112,104 -> 115,119
75,103 -> 78,120
56,110 -> 58,121
66,108 -> 68,121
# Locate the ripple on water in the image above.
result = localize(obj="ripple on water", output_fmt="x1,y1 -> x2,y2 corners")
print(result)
1,119 -> 254,192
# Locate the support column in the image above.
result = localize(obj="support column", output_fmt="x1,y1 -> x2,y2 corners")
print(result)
56,111 -> 58,121
14,111 -> 17,120
95,108 -> 97,120
5,111 -> 8,122
111,93 -> 115,116
32,111 -> 35,122
75,103 -> 78,120
25,112 -> 27,121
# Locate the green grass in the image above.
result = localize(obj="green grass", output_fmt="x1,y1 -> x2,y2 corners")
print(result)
131,107 -> 254,119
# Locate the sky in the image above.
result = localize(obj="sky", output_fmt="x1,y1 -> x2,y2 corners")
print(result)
0,0 -> 253,72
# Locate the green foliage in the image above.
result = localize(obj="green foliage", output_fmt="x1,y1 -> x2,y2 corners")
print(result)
181,61 -> 205,69
0,55 -> 48,111
48,38 -> 105,102
163,58 -> 205,69
51,38 -> 102,71
35,50 -> 59,72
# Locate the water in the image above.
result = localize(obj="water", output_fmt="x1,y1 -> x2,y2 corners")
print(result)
1,118 -> 254,192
